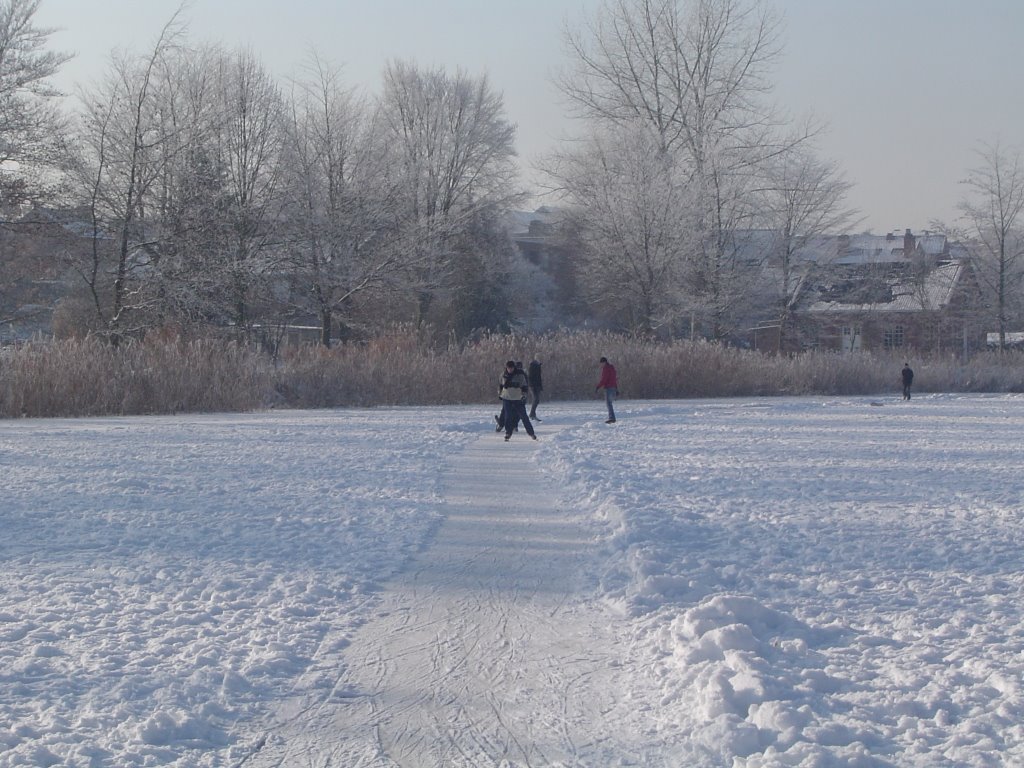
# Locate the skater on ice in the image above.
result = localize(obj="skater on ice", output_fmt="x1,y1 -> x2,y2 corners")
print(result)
495,361 -> 529,433
596,356 -> 618,423
528,356 -> 543,422
902,362 -> 914,400
498,360 -> 536,441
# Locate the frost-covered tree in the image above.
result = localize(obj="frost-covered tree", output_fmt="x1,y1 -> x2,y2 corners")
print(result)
558,0 -> 808,338
130,45 -> 287,337
65,15 -> 290,342
279,56 -> 397,346
958,140 -> 1024,349
0,0 -> 70,206
64,11 -> 187,342
756,144 -> 858,349
123,44 -> 228,330
378,60 -> 521,329
560,0 -> 784,156
0,0 -> 69,327
547,125 -> 694,334
207,48 -> 285,336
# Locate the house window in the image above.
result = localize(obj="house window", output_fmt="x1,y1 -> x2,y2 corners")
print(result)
841,324 -> 861,353
884,325 -> 905,349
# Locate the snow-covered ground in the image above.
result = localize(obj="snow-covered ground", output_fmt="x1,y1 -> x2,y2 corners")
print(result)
2,395 -> 1023,766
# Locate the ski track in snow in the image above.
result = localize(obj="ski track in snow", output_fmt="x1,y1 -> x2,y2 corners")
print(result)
246,425 -> 656,767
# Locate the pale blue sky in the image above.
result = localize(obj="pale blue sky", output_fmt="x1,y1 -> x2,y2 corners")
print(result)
35,0 -> 1024,234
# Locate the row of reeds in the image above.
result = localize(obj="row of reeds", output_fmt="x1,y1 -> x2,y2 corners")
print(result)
2,330 -> 1023,418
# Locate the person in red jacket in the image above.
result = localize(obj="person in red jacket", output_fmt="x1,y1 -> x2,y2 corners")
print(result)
596,356 -> 618,423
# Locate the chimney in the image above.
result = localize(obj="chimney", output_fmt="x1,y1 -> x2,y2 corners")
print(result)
904,228 -> 915,258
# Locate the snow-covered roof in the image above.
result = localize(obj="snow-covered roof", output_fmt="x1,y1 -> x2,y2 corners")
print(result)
918,234 -> 948,256
804,261 -> 965,313
732,230 -> 954,267
725,230 -> 839,266
792,235 -> 837,262
836,234 -> 906,265
16,205 -> 111,240
507,207 -> 565,237
836,231 -> 950,265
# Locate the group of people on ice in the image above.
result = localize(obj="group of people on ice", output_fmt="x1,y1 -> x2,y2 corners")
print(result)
495,355 -> 915,441
495,356 -> 618,441
496,356 -> 913,440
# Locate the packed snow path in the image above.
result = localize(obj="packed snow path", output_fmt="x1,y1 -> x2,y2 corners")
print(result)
246,426 -> 649,767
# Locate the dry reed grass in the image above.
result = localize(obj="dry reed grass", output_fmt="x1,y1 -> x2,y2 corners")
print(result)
2,330 -> 1023,418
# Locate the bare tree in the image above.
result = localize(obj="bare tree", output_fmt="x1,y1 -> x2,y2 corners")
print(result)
757,144 -> 858,349
0,0 -> 69,331
958,140 -> 1024,349
207,48 -> 285,336
560,0 -> 783,155
123,44 -> 286,336
547,125 -> 694,334
378,60 -> 521,329
558,0 -> 811,338
0,0 -> 71,206
65,9 -> 187,342
141,44 -> 228,328
63,9 -> 286,343
279,55 -> 397,346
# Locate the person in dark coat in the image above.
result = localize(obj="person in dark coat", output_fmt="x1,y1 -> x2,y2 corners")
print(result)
527,356 -> 543,421
901,363 -> 914,400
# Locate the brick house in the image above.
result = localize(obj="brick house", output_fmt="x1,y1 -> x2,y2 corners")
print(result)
0,207 -> 101,342
790,230 -> 985,355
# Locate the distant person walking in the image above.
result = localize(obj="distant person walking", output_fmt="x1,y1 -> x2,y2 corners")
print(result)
527,356 -> 543,421
902,363 -> 914,401
499,360 -> 536,441
596,356 -> 618,423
